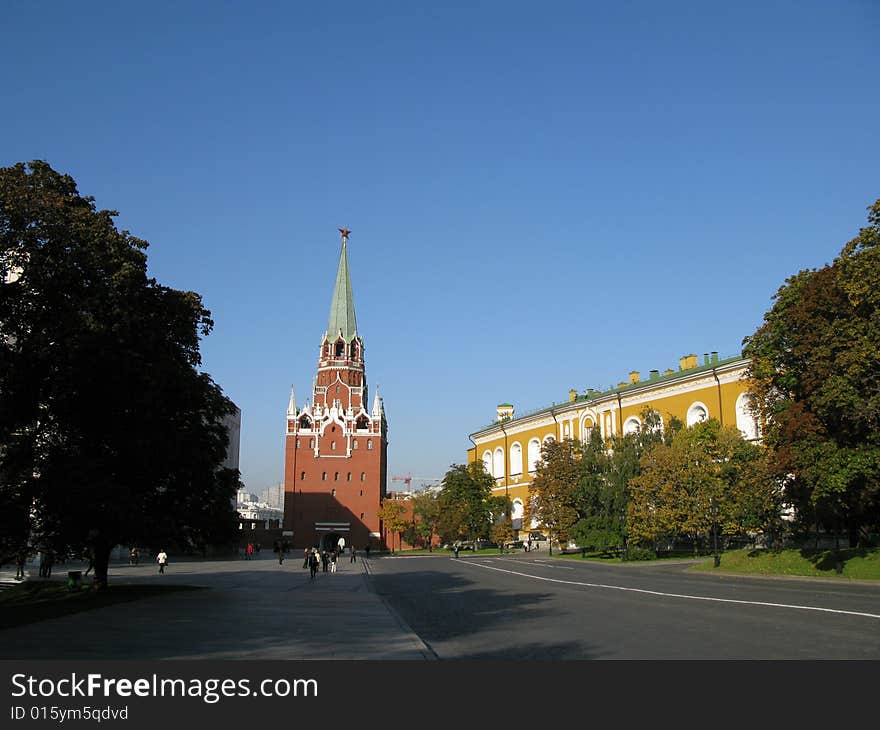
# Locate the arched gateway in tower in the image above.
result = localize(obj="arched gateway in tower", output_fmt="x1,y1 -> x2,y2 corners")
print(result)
283,229 -> 388,550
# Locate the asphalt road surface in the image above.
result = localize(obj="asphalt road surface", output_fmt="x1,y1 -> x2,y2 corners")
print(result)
365,553 -> 880,659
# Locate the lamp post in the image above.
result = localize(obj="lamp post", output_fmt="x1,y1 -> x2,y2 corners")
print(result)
711,499 -> 720,568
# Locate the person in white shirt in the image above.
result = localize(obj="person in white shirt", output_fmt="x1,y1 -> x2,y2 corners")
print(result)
157,550 -> 168,574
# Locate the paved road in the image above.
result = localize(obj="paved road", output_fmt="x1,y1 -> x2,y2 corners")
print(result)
4,553 -> 878,660
0,555 -> 432,660
366,553 -> 880,659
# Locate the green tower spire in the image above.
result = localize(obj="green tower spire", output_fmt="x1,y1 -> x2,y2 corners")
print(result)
326,227 -> 358,341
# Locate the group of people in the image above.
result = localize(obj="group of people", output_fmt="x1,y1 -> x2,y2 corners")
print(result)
302,545 -> 362,579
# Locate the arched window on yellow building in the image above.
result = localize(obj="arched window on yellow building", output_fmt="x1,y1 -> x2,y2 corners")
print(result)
510,442 -> 523,475
527,439 -> 540,473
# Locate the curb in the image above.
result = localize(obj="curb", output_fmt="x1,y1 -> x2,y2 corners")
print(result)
361,559 -> 438,661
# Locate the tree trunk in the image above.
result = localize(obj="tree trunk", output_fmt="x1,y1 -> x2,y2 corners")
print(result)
91,539 -> 112,590
847,520 -> 860,549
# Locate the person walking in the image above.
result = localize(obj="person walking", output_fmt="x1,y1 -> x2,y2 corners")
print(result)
350,546 -> 356,563
365,544 -> 370,559
303,548 -> 309,569
453,544 -> 460,559
321,550 -> 329,573
308,549 -> 319,580
157,549 -> 168,574
15,551 -> 27,580
245,543 -> 254,561
277,542 -> 285,566
330,550 -> 337,573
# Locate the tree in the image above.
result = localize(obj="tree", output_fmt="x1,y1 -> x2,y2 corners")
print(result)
572,411 -> 665,556
743,199 -> 880,546
437,461 -> 494,547
411,491 -> 440,551
377,499 -> 408,553
529,438 -> 582,552
0,161 -> 240,587
490,514 -> 514,552
571,427 -> 616,552
628,419 -> 771,562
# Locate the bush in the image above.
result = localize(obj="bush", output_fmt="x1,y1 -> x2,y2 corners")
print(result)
623,547 -> 655,561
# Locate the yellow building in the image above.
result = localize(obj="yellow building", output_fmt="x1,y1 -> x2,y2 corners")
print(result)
467,351 -> 759,536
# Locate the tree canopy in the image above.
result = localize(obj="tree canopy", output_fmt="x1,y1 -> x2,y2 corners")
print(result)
437,461 -> 497,545
411,491 -> 440,551
0,161 -> 240,586
743,198 -> 880,545
628,419 -> 771,558
377,499 -> 409,553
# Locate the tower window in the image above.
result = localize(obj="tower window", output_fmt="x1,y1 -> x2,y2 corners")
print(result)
331,489 -> 336,497
347,472 -> 352,481
359,490 -> 363,497
309,439 -> 314,448
336,385 -> 340,394
331,440 -> 336,450
322,472 -> 327,481
300,471 -> 305,480
360,513 -> 365,519
353,439 -> 359,449
296,438 -> 300,448
335,342 -> 345,357
334,472 -> 339,481
360,472 -> 366,481
367,439 -> 373,450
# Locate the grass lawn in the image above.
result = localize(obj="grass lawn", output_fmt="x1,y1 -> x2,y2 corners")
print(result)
691,547 -> 880,580
553,550 -> 702,563
0,580 -> 203,629
387,548 -> 514,556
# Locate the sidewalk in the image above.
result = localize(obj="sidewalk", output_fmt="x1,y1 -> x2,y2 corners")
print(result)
0,555 -> 434,660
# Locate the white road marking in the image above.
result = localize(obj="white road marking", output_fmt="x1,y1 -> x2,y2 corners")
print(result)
527,560 -> 571,570
460,560 -> 880,620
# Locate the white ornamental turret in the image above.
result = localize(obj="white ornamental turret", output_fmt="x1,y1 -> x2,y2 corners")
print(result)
286,385 -> 297,417
371,386 -> 383,419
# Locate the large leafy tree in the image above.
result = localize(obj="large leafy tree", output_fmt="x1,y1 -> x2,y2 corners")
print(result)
411,491 -> 440,551
571,411 -> 670,554
628,419 -> 772,560
0,161 -> 240,586
377,499 -> 409,553
743,199 -> 880,546
437,461 -> 495,546
528,437 -> 582,551
571,427 -> 617,551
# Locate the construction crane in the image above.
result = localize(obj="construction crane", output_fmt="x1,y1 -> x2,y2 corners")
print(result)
391,474 -> 441,495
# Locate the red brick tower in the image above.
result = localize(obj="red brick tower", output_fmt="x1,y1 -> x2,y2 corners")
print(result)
283,228 -> 388,551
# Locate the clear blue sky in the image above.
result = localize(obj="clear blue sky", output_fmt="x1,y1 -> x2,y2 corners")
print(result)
3,1 -> 878,493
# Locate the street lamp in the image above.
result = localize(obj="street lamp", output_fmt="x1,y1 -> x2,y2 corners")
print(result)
711,499 -> 720,568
